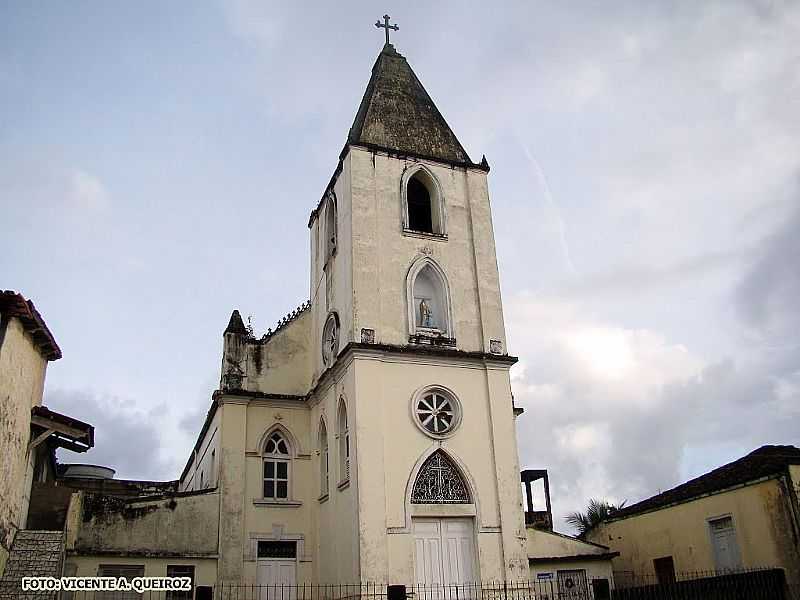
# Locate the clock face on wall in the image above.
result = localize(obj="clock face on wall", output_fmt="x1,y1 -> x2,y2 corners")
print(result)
321,312 -> 340,367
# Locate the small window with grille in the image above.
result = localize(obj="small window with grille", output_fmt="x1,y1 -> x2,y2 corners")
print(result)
166,565 -> 194,600
257,541 -> 297,559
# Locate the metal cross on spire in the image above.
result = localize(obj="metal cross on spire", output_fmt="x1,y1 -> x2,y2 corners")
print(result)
375,14 -> 399,46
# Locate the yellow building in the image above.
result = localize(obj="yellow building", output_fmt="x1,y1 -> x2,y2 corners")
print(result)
587,445 -> 800,587
0,291 -> 93,588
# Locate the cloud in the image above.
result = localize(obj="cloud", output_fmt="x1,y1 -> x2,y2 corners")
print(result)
736,200 -> 800,337
45,389 -> 172,481
508,289 -> 800,533
68,169 -> 110,212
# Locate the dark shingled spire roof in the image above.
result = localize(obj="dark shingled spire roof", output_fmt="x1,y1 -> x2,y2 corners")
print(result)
347,44 -> 473,166
225,310 -> 248,335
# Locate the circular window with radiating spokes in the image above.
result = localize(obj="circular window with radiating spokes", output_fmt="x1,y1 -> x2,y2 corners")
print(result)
413,387 -> 462,438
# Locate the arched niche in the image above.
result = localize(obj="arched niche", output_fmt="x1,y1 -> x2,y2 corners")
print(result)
406,257 -> 454,339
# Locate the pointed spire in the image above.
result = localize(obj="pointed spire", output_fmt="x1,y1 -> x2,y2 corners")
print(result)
347,46 -> 473,166
225,310 -> 248,335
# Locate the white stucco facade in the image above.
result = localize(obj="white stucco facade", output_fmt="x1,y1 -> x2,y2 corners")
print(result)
63,43 -> 616,591
171,141 -> 531,584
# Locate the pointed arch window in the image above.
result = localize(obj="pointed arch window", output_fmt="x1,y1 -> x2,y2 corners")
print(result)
263,431 -> 290,500
403,167 -> 445,236
337,400 -> 350,485
324,192 -> 337,262
411,450 -> 470,504
407,258 -> 453,339
319,420 -> 329,497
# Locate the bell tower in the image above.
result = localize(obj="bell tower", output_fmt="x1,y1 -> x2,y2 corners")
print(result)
309,36 -> 509,376
307,24 -> 528,583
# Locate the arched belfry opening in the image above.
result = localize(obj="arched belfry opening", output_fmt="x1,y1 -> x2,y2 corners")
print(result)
403,168 -> 443,235
408,177 -> 432,232
411,450 -> 471,504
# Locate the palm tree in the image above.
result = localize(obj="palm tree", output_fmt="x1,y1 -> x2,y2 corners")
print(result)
565,498 -> 626,538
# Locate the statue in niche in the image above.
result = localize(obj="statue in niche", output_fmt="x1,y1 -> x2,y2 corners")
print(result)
419,297 -> 433,328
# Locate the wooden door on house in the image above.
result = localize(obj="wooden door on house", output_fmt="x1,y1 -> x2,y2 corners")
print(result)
709,515 -> 742,571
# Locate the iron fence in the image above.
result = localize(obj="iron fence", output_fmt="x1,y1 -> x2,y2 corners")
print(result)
215,581 -> 606,600
611,567 -> 788,599
216,583 -> 386,600
3,570 -> 794,600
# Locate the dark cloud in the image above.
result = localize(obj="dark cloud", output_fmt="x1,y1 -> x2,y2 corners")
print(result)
44,389 -> 173,481
736,200 -> 800,336
178,402 -> 212,438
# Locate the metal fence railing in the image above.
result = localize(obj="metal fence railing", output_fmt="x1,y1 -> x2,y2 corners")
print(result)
3,569 -> 794,600
611,567 -> 788,600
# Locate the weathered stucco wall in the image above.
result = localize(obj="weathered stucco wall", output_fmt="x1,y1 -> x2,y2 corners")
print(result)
347,148 -> 507,355
525,528 -> 615,584
309,154 -> 354,384
66,556 -> 218,589
351,351 -> 528,582
790,465 -> 800,497
310,367 -> 359,583
243,312 -> 313,396
213,377 -> 360,585
0,316 -> 48,572
587,478 -> 800,585
75,491 -> 219,556
181,410 -> 220,493
526,528 -> 609,559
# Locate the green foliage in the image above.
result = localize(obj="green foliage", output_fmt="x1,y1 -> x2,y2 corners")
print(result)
565,498 -> 626,538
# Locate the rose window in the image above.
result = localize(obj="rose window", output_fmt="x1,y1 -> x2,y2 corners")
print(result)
416,391 -> 456,435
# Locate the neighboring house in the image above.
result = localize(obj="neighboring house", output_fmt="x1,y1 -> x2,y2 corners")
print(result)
522,470 -> 617,598
586,445 -> 800,586
0,291 -> 93,577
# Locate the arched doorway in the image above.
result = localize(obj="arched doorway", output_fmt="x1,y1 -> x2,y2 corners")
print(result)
409,451 -> 477,591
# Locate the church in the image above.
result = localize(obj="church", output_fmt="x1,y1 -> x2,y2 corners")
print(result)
185,28 -> 530,585
1,20 -> 617,598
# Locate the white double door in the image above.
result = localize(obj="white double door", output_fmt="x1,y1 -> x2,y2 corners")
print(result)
257,560 -> 296,600
413,518 -> 477,588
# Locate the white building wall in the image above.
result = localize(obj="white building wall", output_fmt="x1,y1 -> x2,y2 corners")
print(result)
347,147 -> 507,354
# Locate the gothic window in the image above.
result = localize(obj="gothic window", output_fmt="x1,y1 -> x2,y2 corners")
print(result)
337,399 -> 350,484
319,419 -> 329,497
411,450 -> 470,504
413,387 -> 461,437
263,431 -> 290,500
407,258 -> 452,338
403,167 -> 444,235
322,312 -> 340,367
325,192 -> 337,262
209,449 -> 215,488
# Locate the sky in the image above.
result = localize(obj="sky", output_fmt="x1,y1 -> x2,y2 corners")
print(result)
2,1 -> 799,532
